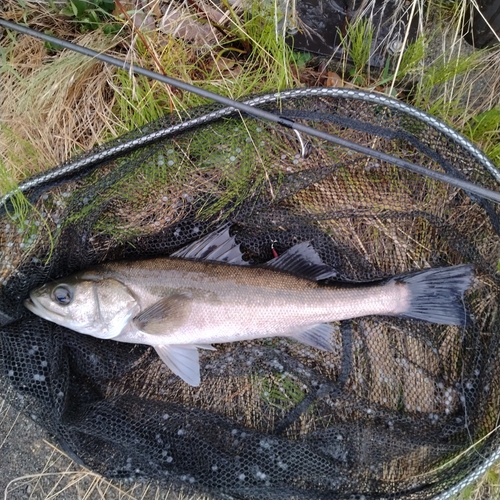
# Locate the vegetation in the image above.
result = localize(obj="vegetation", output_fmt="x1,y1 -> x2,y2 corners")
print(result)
1,0 -> 500,498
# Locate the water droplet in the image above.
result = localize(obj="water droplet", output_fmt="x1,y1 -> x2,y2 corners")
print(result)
259,439 -> 271,449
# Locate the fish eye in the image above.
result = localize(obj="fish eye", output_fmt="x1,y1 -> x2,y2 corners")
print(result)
52,285 -> 72,306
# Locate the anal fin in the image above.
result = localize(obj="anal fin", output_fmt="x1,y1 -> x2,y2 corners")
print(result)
291,323 -> 338,352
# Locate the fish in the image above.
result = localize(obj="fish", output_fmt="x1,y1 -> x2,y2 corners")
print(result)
24,225 -> 474,386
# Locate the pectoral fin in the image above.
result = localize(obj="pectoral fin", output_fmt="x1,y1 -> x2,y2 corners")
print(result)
291,323 -> 337,352
133,294 -> 191,334
155,344 -> 201,386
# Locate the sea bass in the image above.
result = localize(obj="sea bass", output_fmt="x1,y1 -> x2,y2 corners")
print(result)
24,225 -> 474,386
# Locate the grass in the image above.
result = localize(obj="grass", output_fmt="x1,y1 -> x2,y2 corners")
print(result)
259,372 -> 307,411
337,1 -> 500,142
1,0 -> 500,498
338,17 -> 376,86
101,0 -> 298,132
466,108 -> 500,167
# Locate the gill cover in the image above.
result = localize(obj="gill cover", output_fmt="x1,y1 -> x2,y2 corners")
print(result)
84,276 -> 141,339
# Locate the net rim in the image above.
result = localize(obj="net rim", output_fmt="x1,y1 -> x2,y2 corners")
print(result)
5,87 -> 499,208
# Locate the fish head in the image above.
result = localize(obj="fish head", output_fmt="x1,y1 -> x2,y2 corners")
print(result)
24,272 -> 140,339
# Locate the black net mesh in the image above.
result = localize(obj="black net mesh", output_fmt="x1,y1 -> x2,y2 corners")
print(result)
1,88 -> 500,499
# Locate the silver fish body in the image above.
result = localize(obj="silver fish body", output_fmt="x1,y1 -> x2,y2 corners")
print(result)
24,226 -> 474,386
67,258 -> 409,344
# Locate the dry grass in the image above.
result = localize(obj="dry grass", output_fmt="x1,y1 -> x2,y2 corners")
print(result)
0,8 -> 121,178
2,439 -> 208,500
0,0 -> 297,186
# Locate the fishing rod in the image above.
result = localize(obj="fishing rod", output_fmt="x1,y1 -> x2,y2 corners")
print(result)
2,17 -> 500,205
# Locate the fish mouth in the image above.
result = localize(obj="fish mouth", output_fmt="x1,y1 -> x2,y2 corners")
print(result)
24,294 -> 58,321
24,295 -> 42,315
24,296 -> 36,305
24,296 -> 36,311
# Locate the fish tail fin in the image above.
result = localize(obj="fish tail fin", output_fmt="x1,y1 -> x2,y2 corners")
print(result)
394,264 -> 474,326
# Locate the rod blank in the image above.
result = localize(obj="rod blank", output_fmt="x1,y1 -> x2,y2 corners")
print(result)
1,18 -> 500,205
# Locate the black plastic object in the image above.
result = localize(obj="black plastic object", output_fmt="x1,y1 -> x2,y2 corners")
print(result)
289,0 -> 420,67
463,0 -> 500,48
1,88 -> 500,499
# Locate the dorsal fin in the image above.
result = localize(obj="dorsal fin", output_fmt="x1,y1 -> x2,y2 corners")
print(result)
172,225 -> 339,281
264,242 -> 339,281
171,224 -> 248,265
